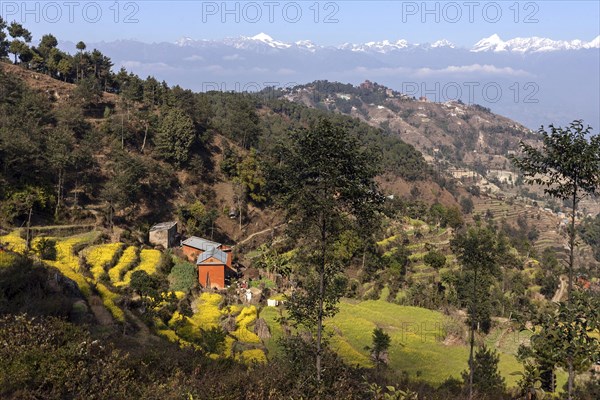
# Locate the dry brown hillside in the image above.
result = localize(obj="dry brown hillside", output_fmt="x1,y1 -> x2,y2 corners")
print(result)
0,61 -> 119,105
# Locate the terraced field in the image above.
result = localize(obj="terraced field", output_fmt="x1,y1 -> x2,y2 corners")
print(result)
1,226 -> 580,382
83,243 -> 124,281
108,246 -> 138,283
378,218 -> 457,284
162,292 -> 267,362
470,197 -> 600,276
471,198 -> 566,253
116,248 -> 162,287
45,232 -> 101,297
0,229 -> 268,364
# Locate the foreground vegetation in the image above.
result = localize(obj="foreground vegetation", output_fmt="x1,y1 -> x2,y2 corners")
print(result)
3,199 -> 597,399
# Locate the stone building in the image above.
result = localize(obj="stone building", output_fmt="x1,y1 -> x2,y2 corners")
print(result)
149,221 -> 177,248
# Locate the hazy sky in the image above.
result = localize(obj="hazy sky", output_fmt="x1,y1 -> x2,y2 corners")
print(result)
2,1 -> 599,46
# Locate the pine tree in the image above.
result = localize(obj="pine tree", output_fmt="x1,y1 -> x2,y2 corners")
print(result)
451,226 -> 500,400
0,17 -> 9,58
7,22 -> 31,64
461,345 -> 506,397
365,327 -> 391,367
154,108 -> 196,168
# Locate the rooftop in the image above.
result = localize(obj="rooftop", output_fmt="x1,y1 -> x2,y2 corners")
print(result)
197,247 -> 229,265
182,236 -> 221,251
150,221 -> 177,231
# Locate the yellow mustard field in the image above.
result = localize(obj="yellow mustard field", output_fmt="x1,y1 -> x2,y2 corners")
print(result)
117,249 -> 161,286
84,243 -> 123,281
45,233 -> 99,297
108,246 -> 138,283
96,282 -> 125,322
1,231 -> 267,365
0,230 -> 26,253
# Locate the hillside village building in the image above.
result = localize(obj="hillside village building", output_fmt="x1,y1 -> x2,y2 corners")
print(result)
149,222 -> 177,248
181,236 -> 234,289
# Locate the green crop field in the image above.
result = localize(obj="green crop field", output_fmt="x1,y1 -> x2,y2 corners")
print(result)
263,298 -> 541,388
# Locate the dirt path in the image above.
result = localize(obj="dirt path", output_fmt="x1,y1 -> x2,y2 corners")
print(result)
124,309 -> 153,344
495,326 -> 509,349
88,295 -> 114,326
235,223 -> 286,247
552,275 -> 567,302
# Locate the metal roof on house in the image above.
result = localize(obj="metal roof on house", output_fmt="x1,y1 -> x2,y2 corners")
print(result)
150,221 -> 177,231
197,247 -> 228,265
181,236 -> 221,251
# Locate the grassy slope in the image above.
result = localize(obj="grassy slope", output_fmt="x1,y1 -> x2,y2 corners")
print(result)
263,298 -> 529,388
334,299 -> 527,387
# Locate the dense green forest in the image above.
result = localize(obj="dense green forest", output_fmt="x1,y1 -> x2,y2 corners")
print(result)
1,19 -> 599,400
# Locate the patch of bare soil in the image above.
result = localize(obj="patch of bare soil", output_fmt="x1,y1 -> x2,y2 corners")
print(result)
443,334 -> 465,346
377,174 -> 461,207
88,294 -> 114,326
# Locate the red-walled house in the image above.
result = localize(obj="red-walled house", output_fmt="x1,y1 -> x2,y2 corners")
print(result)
181,237 -> 232,262
197,247 -> 236,289
180,236 -> 234,289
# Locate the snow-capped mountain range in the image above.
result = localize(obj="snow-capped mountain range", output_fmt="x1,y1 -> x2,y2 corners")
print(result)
175,33 -> 599,54
61,32 -> 599,130
471,34 -> 600,53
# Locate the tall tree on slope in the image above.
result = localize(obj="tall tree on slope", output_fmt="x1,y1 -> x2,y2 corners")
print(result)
512,120 -> 600,399
273,119 -> 383,383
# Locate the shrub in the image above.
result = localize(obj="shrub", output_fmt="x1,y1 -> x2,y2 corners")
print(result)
130,270 -> 160,299
460,197 -> 474,214
158,250 -> 174,275
33,237 -> 57,260
169,260 -> 197,292
423,250 -> 446,270
0,314 -> 138,399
